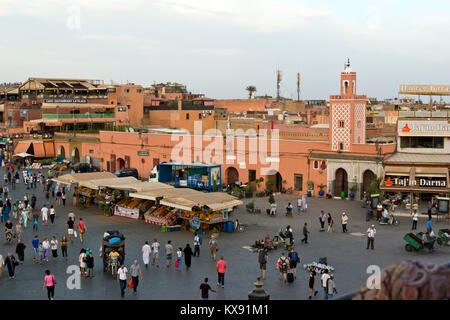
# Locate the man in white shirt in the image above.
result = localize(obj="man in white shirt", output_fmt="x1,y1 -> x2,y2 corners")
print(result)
321,270 -> 331,300
117,264 -> 128,298
142,241 -> 151,268
151,239 -> 160,267
193,233 -> 201,257
412,210 -> 419,230
367,225 -> 376,250
41,205 -> 49,226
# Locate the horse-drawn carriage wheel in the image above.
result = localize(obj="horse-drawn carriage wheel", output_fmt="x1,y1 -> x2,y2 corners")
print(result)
405,244 -> 414,252
436,238 -> 443,246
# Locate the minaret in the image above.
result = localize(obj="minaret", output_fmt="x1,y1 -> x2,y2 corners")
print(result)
329,59 -> 367,152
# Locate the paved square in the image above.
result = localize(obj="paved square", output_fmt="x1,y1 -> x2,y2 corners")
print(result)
0,169 -> 449,300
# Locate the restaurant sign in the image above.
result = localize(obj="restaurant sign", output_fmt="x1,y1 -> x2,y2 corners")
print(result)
384,175 -> 447,188
44,99 -> 87,103
398,120 -> 450,136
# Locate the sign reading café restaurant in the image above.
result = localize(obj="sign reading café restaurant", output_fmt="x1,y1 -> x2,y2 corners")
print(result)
384,176 -> 447,188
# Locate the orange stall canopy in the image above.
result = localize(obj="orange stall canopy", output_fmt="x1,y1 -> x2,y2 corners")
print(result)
32,142 -> 46,158
14,141 -> 32,154
44,142 -> 55,157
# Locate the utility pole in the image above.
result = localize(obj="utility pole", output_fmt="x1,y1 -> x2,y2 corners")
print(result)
296,72 -> 301,101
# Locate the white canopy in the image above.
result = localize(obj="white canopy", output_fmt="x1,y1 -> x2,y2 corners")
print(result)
13,152 -> 34,158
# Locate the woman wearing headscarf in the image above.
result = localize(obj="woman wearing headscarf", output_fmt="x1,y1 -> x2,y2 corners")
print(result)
183,244 -> 193,271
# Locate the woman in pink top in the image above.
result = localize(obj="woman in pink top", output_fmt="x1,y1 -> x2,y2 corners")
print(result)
216,256 -> 227,288
43,269 -> 56,300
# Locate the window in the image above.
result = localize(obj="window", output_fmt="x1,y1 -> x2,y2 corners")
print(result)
294,174 -> 303,191
199,113 -> 202,120
124,89 -> 130,93
339,121 -> 345,128
89,150 -> 94,154
400,136 -> 444,149
248,170 -> 256,182
137,89 -> 142,93
313,160 -> 319,169
339,142 -> 344,150
357,121 -> 361,129
186,113 -> 189,120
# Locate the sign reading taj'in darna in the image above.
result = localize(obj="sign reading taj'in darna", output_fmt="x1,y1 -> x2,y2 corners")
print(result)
384,176 -> 447,188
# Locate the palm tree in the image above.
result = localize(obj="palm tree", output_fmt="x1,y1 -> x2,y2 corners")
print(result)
368,174 -> 384,201
246,86 -> 257,99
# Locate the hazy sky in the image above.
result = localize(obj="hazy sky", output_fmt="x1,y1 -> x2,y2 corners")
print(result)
1,0 -> 449,100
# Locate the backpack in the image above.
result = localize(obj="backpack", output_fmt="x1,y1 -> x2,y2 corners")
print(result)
258,250 -> 266,264
280,257 -> 287,267
291,251 -> 298,263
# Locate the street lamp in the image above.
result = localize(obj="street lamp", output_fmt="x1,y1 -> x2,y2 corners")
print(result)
248,277 -> 270,300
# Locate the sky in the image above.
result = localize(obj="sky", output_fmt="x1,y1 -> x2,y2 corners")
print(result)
1,0 -> 449,100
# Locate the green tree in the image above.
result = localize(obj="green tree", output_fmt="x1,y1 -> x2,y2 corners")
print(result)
268,193 -> 275,204
368,174 -> 384,201
246,86 -> 257,99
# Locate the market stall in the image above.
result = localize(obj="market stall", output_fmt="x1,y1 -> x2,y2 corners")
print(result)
51,172 -> 117,207
131,188 -> 242,234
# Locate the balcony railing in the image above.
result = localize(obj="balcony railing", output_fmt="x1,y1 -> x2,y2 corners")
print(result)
42,113 -> 115,119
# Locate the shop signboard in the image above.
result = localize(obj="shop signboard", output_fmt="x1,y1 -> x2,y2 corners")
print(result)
384,175 -> 447,188
114,205 -> 140,219
398,120 -> 450,137
210,215 -> 224,224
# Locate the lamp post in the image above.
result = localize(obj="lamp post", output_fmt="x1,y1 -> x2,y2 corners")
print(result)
248,277 -> 270,300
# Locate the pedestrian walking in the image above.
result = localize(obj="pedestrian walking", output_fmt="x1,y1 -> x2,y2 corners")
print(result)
61,192 -> 66,207
258,247 -> 268,280
4,253 -> 17,279
50,236 -> 58,261
151,239 -> 160,267
209,235 -> 218,261
21,206 -> 29,229
288,247 -> 299,279
341,212 -> 349,233
15,239 -> 26,264
43,270 -> 56,300
216,256 -> 227,288
319,211 -> 326,231
14,222 -> 23,241
79,249 -> 87,277
129,260 -> 143,295
42,237 -> 50,262
301,223 -> 309,244
32,235 -> 39,262
193,232 -> 201,257
61,236 -> 68,258
67,218 -> 75,243
41,205 -> 48,226
327,213 -> 334,233
366,225 -> 376,250
183,244 -> 193,271
321,270 -> 331,299
412,210 -> 419,230
32,210 -> 39,231
165,240 -> 174,267
86,249 -> 94,278
277,253 -> 289,283
37,243 -> 45,264
117,264 -> 128,298
307,266 -> 319,299
326,274 -> 338,299
175,247 -> 183,271
426,218 -> 432,233
77,218 -> 87,243
56,189 -> 62,206
49,205 -> 56,225
142,241 -> 151,268
195,278 -> 216,300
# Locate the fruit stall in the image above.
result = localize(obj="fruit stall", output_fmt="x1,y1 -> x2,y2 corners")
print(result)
114,198 -> 154,220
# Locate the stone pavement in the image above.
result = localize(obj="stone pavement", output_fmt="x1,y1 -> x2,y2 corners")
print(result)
0,169 -> 449,300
